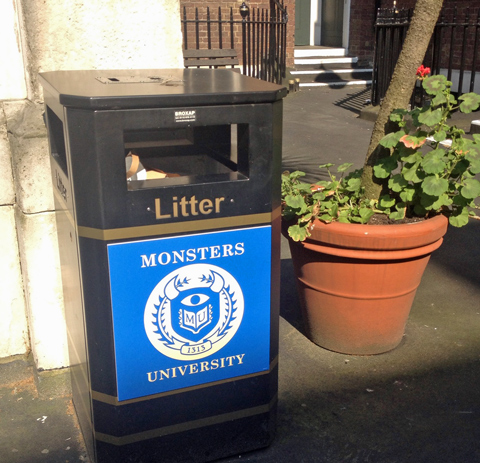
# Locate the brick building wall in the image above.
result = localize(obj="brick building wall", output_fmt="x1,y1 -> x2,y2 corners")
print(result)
349,0 -> 479,66
179,0 -> 295,67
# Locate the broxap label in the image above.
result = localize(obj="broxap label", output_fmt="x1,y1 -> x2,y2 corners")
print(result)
175,110 -> 196,123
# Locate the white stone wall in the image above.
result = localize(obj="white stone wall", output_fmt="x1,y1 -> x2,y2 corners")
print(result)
0,0 -> 28,99
22,0 -> 184,98
0,108 -> 28,358
1,0 -> 183,369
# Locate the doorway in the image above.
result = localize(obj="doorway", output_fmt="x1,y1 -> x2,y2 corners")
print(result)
295,0 -> 350,48
321,0 -> 344,47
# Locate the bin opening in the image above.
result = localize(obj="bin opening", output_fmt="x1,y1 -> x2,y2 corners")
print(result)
125,124 -> 249,190
46,107 -> 68,176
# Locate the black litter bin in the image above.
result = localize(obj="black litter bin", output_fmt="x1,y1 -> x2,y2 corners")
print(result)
40,68 -> 287,463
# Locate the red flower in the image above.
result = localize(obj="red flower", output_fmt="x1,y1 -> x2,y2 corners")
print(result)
416,65 -> 431,78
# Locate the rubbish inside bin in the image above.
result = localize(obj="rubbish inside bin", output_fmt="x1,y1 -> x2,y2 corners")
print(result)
124,124 -> 248,188
126,152 -> 179,181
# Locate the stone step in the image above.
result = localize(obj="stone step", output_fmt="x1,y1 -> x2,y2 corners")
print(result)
298,80 -> 372,88
291,47 -> 370,89
290,68 -> 372,88
294,47 -> 346,58
291,68 -> 372,83
294,56 -> 358,67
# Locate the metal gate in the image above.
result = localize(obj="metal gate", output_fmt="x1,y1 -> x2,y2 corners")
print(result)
372,6 -> 480,106
181,1 -> 288,85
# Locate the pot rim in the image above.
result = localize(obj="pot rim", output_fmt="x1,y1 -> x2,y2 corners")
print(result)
286,214 -> 449,252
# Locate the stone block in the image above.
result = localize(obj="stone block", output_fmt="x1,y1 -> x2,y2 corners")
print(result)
21,0 -> 184,98
15,208 -> 68,370
4,100 -> 54,214
0,206 -> 28,358
0,106 -> 15,206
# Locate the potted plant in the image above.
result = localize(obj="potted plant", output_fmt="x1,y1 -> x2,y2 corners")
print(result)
281,71 -> 480,355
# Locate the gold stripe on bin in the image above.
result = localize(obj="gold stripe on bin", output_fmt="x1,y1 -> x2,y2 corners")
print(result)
92,356 -> 278,406
78,212 -> 274,241
94,395 -> 277,446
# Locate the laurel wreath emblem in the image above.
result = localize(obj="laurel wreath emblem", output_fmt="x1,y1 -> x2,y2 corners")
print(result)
144,264 -> 244,361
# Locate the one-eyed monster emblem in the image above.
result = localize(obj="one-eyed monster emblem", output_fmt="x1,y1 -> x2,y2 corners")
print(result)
144,264 -> 244,360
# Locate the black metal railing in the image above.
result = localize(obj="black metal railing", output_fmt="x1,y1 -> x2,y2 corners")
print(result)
181,3 -> 288,85
372,7 -> 480,106
371,8 -> 411,106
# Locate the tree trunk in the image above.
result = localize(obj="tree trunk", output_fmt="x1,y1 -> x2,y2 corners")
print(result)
361,0 -> 444,200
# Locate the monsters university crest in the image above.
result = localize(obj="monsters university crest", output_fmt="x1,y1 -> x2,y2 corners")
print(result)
144,263 -> 244,361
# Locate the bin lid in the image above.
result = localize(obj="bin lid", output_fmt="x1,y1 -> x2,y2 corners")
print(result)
39,69 -> 287,109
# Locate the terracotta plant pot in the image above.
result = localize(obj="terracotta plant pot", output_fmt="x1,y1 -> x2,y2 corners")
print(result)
285,215 -> 449,355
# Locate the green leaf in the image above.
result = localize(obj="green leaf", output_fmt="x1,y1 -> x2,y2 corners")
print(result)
389,108 -> 408,123
458,92 -> 480,113
451,159 -> 469,177
432,92 -> 447,106
285,170 -> 306,180
449,208 -> 470,227
299,212 -> 313,223
433,130 -> 447,142
346,177 -> 362,192
388,174 -> 408,192
318,213 -> 335,223
374,156 -> 398,179
418,107 -> 443,126
402,163 -> 423,183
420,193 -> 436,209
460,178 -> 480,199
330,203 -> 339,217
285,194 -> 307,212
463,141 -> 480,159
378,194 -> 395,208
389,203 -> 406,220
413,203 -> 427,216
400,151 -> 422,163
379,131 -> 404,148
468,157 -> 480,175
399,186 -> 416,202
359,208 -> 375,223
288,224 -> 309,242
422,149 -> 446,174
423,75 -> 448,95
430,194 -> 452,211
422,176 -> 449,196
337,163 -> 353,172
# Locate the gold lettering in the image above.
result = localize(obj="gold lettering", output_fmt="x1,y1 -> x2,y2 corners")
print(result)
180,196 -> 189,217
155,198 -> 171,219
199,199 -> 213,214
147,371 -> 158,382
155,196 -> 227,219
190,195 -> 199,215
189,363 -> 199,374
159,369 -> 170,380
215,197 -> 225,212
172,196 -> 179,217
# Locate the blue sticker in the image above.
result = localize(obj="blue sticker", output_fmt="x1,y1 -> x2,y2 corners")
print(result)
107,226 -> 272,401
